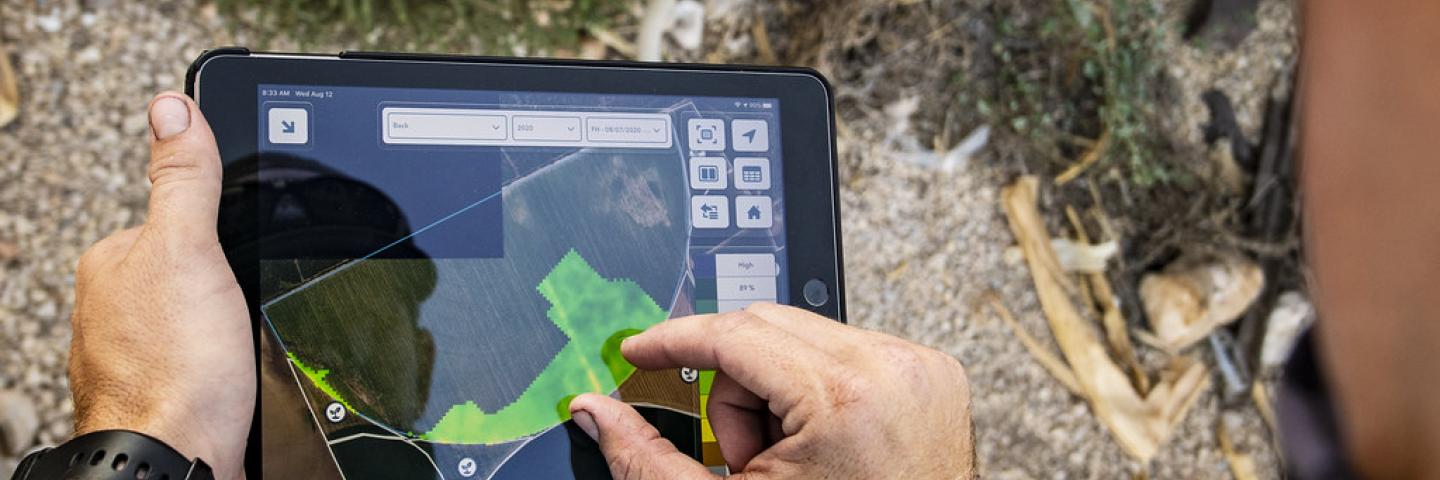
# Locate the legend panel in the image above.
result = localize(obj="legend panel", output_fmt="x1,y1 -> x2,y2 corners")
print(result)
694,253 -> 778,314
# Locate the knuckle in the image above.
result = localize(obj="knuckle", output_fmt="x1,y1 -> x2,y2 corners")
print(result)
938,350 -> 968,379
74,230 -> 133,277
75,246 -> 100,275
821,369 -> 872,413
609,449 -> 643,480
147,149 -> 211,186
741,301 -> 786,317
877,342 -> 930,374
607,440 -> 661,480
145,226 -> 221,260
711,310 -> 764,337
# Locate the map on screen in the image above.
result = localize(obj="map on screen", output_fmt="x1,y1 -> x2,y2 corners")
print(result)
250,84 -> 787,479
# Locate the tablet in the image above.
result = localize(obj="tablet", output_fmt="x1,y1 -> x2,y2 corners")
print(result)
189,49 -> 845,479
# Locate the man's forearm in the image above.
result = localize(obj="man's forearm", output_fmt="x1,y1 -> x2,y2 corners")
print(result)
1301,2 -> 1440,477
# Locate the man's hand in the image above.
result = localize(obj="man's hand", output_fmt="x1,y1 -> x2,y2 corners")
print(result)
69,93 -> 253,479
568,303 -> 974,479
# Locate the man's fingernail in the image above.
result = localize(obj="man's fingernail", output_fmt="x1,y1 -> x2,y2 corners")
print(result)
572,410 -> 599,442
150,96 -> 191,140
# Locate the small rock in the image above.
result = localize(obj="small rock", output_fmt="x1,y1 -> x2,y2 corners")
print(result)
22,367 -> 44,389
0,241 -> 17,262
34,10 -> 64,33
668,0 -> 706,51
1260,291 -> 1315,370
33,301 -> 57,321
1002,245 -> 1024,266
75,47 -> 102,64
46,420 -> 69,441
0,390 -> 40,456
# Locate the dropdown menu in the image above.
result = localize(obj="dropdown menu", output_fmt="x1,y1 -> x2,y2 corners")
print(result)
586,117 -> 670,144
385,111 -> 507,142
513,115 -> 583,142
381,107 -> 672,148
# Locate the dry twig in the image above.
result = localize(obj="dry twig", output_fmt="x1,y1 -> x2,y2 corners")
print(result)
1218,414 -> 1260,480
751,20 -> 778,64
984,292 -> 1083,396
587,27 -> 638,59
1055,130 -> 1112,185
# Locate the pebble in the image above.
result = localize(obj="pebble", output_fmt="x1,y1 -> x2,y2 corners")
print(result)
0,390 -> 39,456
34,10 -> 64,33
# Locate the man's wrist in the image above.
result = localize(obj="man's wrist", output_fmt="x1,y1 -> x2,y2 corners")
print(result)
11,430 -> 213,480
73,408 -> 222,474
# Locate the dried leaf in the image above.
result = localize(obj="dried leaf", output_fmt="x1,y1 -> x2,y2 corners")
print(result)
1140,253 -> 1264,352
1251,381 -> 1277,433
1218,413 -> 1260,480
1065,206 -> 1148,392
1003,176 -> 1210,461
1051,238 -> 1118,273
1,43 -> 19,128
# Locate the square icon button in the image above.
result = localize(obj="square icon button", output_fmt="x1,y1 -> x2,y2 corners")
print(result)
689,157 -> 728,190
691,195 -> 730,229
735,196 -> 773,229
268,107 -> 309,145
688,119 -> 726,151
733,157 -> 771,190
731,119 -> 769,152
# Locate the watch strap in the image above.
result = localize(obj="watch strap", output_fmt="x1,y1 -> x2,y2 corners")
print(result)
11,430 -> 213,480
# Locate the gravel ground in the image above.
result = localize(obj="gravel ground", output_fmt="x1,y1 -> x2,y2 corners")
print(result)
1,0 -> 1294,477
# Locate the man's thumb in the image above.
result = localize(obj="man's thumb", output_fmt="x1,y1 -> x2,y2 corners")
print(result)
144,93 -> 222,241
570,393 -> 716,480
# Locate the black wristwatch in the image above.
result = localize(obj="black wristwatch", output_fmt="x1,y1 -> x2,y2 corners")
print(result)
9,430 -> 214,480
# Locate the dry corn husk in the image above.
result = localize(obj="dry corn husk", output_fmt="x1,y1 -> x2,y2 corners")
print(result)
1002,176 -> 1210,462
1140,253 -> 1263,352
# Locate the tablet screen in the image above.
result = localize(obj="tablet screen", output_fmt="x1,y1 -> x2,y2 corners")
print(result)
252,84 -> 785,479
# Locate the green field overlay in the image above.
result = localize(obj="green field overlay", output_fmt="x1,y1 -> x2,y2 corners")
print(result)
288,351 -> 354,414
422,249 -> 665,443
286,249 -> 667,444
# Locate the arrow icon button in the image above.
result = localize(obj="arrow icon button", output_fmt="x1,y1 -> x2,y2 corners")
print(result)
267,107 -> 309,145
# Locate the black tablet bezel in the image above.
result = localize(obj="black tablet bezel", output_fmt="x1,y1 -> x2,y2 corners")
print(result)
192,50 -> 846,323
